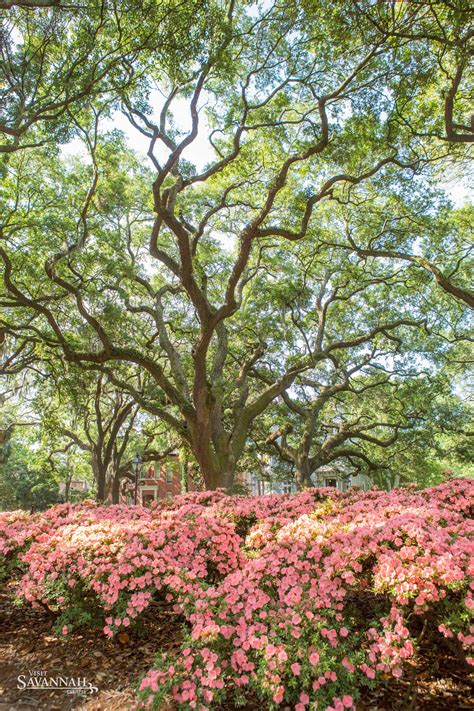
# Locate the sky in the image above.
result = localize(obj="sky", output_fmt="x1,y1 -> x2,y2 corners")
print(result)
62,94 -> 217,174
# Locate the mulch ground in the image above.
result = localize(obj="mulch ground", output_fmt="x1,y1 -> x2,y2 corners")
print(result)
0,589 -> 472,711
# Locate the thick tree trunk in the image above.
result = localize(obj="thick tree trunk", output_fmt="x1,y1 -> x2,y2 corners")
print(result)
91,455 -> 107,502
294,456 -> 313,491
206,466 -> 229,491
193,453 -> 235,492
96,472 -> 107,502
191,438 -> 228,491
222,462 -> 236,493
111,472 -> 121,504
189,402 -> 251,492
105,445 -> 125,503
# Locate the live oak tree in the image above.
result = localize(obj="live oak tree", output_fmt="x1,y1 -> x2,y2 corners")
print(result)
0,388 -> 63,509
28,362 -> 183,501
2,0 -> 472,153
1,0 -> 472,490
252,354 -> 473,491
0,432 -> 62,511
35,368 -> 139,502
263,379 -> 405,491
359,374 -> 474,489
0,359 -> 183,504
260,374 -> 455,490
351,0 -> 473,145
245,231 -> 464,489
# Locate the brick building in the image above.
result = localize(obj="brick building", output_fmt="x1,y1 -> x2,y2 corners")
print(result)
58,479 -> 90,498
139,455 -> 199,505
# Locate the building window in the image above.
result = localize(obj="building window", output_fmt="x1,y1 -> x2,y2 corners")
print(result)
166,468 -> 173,484
147,465 -> 155,480
325,478 -> 337,488
282,481 -> 292,494
165,491 -> 173,500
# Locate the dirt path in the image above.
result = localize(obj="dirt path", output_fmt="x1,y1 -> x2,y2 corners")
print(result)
0,590 -> 180,711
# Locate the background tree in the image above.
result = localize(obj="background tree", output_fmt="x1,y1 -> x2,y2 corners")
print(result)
0,392 -> 62,510
34,368 -> 139,501
260,372 -> 472,490
244,227 -> 470,489
0,434 -> 60,511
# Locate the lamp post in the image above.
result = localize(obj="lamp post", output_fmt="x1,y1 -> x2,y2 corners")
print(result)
133,453 -> 142,505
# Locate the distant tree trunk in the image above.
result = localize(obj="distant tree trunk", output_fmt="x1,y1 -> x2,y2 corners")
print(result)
64,478 -> 71,502
63,451 -> 74,502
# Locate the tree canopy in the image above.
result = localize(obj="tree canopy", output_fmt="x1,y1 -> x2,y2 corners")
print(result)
1,0 -> 472,495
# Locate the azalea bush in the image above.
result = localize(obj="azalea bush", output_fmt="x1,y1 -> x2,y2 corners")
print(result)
7,505 -> 244,635
1,480 -> 473,710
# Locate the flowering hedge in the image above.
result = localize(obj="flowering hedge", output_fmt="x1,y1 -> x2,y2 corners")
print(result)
1,479 -> 473,710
